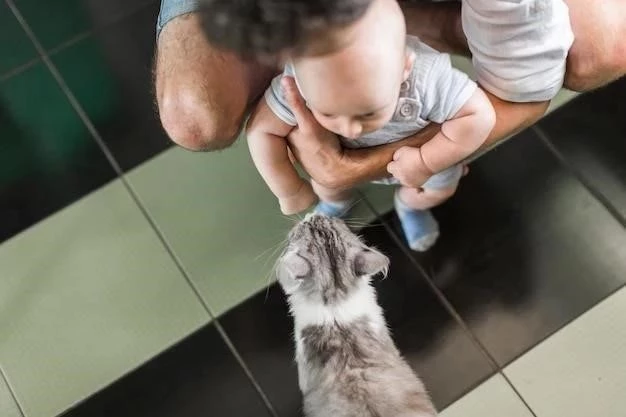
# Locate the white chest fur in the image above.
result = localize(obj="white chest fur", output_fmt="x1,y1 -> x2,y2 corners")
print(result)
289,280 -> 386,392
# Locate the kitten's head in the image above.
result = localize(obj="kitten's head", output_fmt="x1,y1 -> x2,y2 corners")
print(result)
276,214 -> 389,304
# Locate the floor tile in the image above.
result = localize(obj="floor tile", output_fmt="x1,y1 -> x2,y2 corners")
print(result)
52,3 -> 171,172
380,128 -> 626,366
220,221 -> 495,415
217,282 -> 300,417
538,77 -> 626,222
61,324 -> 273,417
0,180 -> 209,417
127,142 -> 302,317
0,2 -> 38,77
439,374 -> 532,417
0,370 -> 22,417
0,62 -> 116,243
506,285 -> 626,417
15,0 -> 156,51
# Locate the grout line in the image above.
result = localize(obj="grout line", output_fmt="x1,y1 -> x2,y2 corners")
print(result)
496,371 -> 539,417
360,196 -> 539,416
359,192 -> 511,356
5,2 -> 279,416
0,0 -> 157,83
45,31 -> 94,56
532,125 -> 626,228
0,57 -> 41,83
45,0 -> 159,57
359,193 -> 502,370
0,365 -> 26,417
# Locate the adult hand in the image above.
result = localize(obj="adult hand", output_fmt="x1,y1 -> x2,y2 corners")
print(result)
283,76 -> 441,189
282,76 -> 347,189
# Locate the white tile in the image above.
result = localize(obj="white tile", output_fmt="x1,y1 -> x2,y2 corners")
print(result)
506,286 -> 626,417
441,374 -> 533,417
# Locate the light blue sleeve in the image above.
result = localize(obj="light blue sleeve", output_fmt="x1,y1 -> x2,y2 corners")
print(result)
419,52 -> 477,124
263,63 -> 297,126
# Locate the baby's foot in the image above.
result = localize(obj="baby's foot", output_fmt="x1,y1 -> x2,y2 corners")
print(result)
314,199 -> 356,218
394,194 -> 440,252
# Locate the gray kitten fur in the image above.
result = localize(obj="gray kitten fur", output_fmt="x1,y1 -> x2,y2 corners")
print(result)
277,214 -> 437,417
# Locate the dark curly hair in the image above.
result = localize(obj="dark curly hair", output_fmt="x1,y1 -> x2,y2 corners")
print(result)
199,0 -> 373,57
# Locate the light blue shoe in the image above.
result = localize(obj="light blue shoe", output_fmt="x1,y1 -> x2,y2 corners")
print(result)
394,193 -> 440,252
314,199 -> 356,219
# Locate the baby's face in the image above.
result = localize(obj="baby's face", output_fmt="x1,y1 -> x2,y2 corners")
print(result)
291,0 -> 409,139
294,47 -> 409,139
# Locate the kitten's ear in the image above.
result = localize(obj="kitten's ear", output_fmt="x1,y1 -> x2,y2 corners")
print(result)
354,248 -> 389,277
276,251 -> 311,293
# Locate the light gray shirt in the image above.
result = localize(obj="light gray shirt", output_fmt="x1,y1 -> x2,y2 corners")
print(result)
265,36 -> 477,149
462,0 -> 574,102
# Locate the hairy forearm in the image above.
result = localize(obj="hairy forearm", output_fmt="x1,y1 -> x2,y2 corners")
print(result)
401,1 -> 468,55
328,123 -> 441,188
334,94 -> 546,189
480,91 -> 549,151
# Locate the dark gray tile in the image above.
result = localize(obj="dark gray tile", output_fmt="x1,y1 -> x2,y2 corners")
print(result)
51,3 -> 172,171
61,324 -> 273,417
220,222 -> 495,415
538,78 -> 626,222
387,128 -> 626,366
0,62 -> 116,243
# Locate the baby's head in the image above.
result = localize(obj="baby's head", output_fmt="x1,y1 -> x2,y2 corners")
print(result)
277,214 -> 389,305
292,0 -> 412,139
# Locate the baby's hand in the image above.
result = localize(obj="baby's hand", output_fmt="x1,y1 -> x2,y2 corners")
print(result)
387,147 -> 432,188
279,182 -> 318,215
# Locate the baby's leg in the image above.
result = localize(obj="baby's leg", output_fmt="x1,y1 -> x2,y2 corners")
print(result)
395,165 -> 464,252
311,180 -> 357,218
396,185 -> 458,211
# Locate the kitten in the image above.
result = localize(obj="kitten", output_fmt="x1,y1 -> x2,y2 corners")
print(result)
276,214 -> 437,417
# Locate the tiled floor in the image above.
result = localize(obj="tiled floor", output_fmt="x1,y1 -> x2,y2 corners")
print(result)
1,1 -> 625,417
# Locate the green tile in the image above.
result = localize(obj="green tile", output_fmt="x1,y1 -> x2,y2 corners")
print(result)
440,374 -> 532,417
0,62 -> 105,185
360,183 -> 396,217
0,371 -> 21,417
0,181 -> 209,417
0,2 -> 38,76
15,0 -> 153,51
450,55 -> 476,79
49,37 -> 120,126
15,0 -> 91,50
547,88 -> 579,113
505,286 -> 626,417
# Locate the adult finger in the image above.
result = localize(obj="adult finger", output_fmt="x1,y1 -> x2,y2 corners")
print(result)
282,76 -> 314,132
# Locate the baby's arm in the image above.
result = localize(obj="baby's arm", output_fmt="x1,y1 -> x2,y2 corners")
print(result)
246,98 -> 318,215
388,51 -> 496,187
420,87 -> 495,175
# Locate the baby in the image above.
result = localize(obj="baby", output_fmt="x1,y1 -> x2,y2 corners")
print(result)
246,0 -> 495,251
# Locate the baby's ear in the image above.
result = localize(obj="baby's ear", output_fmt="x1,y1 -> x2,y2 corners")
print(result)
353,248 -> 389,277
276,251 -> 311,293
